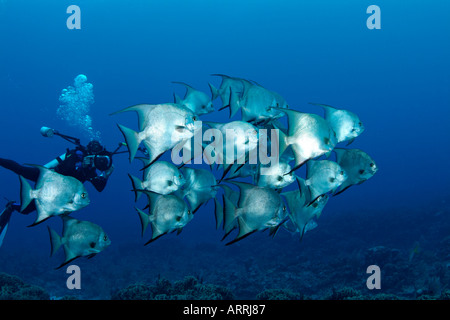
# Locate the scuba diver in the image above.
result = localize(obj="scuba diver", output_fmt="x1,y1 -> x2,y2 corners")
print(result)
0,127 -> 118,247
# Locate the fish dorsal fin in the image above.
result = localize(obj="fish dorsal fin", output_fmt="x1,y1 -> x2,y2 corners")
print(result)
202,121 -> 223,131
225,181 -> 255,203
273,108 -> 306,137
309,103 -> 337,118
23,164 -> 51,188
135,157 -> 152,178
61,215 -> 77,235
110,104 -> 154,131
172,81 -> 196,97
137,190 -> 160,211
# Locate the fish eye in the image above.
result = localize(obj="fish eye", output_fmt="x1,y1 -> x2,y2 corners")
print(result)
103,235 -> 108,241
312,202 -> 318,208
359,122 -> 362,126
167,181 -> 173,186
283,206 -> 286,211
81,192 -> 87,199
329,177 -> 335,183
188,210 -> 191,215
340,171 -> 344,175
192,116 -> 198,121
277,176 -> 283,181
176,215 -> 182,222
202,105 -> 206,109
370,163 -> 375,167
359,169 -> 365,174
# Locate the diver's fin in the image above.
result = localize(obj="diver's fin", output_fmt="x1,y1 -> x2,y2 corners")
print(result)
0,203 -> 15,248
128,174 -> 144,202
116,123 -> 141,163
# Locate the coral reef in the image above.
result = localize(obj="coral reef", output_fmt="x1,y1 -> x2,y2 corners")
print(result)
111,276 -> 235,300
0,272 -> 49,300
256,289 -> 305,300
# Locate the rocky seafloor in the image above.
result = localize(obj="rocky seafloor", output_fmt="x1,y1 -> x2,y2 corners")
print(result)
1,197 -> 450,300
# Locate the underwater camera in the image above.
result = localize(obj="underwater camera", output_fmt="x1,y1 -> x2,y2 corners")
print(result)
86,152 -> 113,171
40,126 -> 113,171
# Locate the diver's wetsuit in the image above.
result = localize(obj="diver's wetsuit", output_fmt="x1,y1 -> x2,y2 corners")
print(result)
0,147 -> 109,214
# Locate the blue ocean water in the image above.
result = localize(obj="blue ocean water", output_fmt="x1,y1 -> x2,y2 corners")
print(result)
0,0 -> 449,300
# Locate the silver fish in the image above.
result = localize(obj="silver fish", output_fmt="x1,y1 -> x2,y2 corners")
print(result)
177,167 -> 218,213
203,121 -> 259,178
111,103 -> 198,164
256,161 -> 295,190
275,108 -> 337,171
305,159 -> 347,204
48,216 -> 110,269
310,103 -> 365,144
282,178 -> 328,239
173,82 -> 215,115
232,84 -> 287,125
19,165 -> 90,226
128,160 -> 185,199
333,148 -> 378,195
136,191 -> 193,245
222,181 -> 287,245
210,74 -> 251,115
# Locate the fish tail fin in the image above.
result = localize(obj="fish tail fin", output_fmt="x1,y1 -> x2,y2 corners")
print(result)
209,82 -> 219,101
135,207 -> 150,237
19,175 -> 34,212
117,124 -> 141,163
222,194 -> 237,231
47,226 -> 62,257
128,174 -> 144,202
